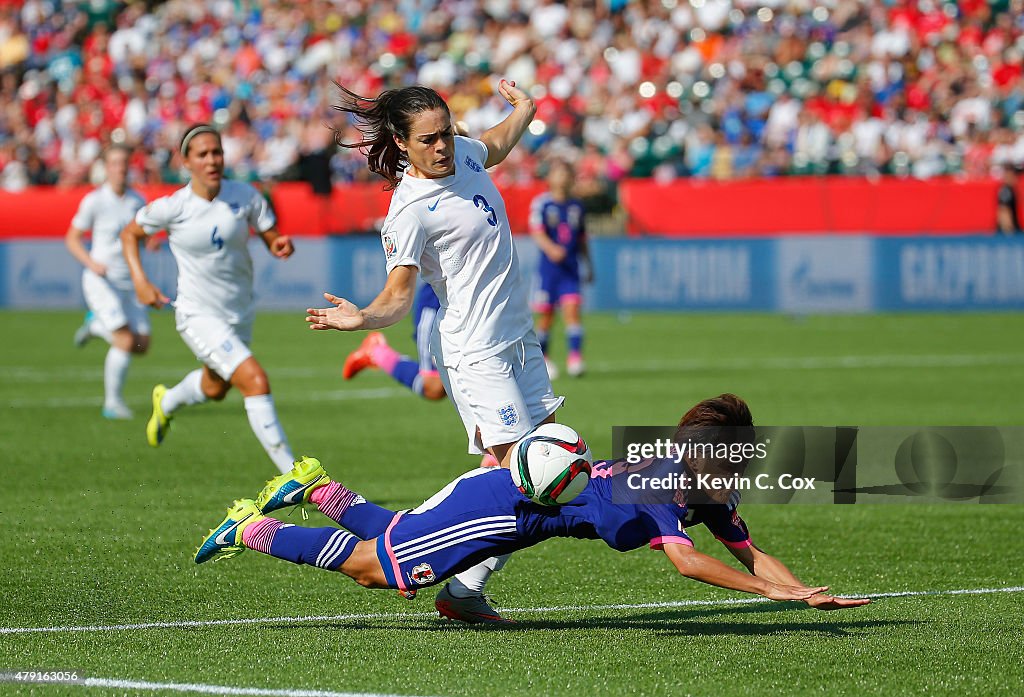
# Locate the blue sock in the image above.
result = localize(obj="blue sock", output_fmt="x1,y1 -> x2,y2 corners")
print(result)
567,325 -> 583,354
538,329 -> 550,355
390,359 -> 421,392
340,500 -> 397,540
268,525 -> 359,570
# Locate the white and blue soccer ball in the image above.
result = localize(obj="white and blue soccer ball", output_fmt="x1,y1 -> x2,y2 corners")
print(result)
512,423 -> 593,506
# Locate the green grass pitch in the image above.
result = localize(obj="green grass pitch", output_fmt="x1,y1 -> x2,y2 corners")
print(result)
0,310 -> 1022,696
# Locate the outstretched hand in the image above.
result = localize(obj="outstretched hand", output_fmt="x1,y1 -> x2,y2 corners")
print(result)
806,593 -> 872,611
306,292 -> 364,331
764,583 -> 831,602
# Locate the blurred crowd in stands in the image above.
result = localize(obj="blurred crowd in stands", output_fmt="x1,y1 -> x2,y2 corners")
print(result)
0,0 -> 1022,208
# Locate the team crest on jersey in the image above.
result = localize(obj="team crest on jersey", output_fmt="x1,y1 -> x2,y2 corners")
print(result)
229,202 -> 240,214
545,207 -> 560,228
497,403 -> 519,427
382,234 -> 397,259
410,563 -> 436,585
464,156 -> 482,173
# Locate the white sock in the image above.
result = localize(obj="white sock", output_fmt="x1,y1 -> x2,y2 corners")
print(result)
89,319 -> 113,344
244,394 -> 294,473
161,369 -> 207,415
103,347 -> 131,408
449,554 -> 511,597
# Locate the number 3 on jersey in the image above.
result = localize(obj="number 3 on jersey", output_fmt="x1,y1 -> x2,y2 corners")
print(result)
211,226 -> 223,251
472,195 -> 498,227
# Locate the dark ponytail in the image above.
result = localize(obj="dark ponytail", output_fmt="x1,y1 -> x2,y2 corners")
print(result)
332,84 -> 450,191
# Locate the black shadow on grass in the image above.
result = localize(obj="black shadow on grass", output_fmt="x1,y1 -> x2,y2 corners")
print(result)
257,602 -> 912,637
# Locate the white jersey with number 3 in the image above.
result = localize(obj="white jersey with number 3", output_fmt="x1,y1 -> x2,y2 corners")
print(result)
135,180 -> 275,323
71,184 -> 146,289
381,136 -> 532,366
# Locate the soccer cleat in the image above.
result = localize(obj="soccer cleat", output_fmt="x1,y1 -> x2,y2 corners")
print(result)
255,456 -> 331,514
566,353 -> 585,378
544,356 -> 559,381
146,384 -> 171,447
398,589 -> 418,601
194,499 -> 263,564
102,403 -> 134,420
342,332 -> 386,380
73,311 -> 95,348
435,584 -> 514,624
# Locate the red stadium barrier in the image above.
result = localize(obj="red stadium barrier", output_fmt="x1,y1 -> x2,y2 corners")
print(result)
0,178 -> 1014,239
619,177 -> 1012,236
0,181 -> 546,239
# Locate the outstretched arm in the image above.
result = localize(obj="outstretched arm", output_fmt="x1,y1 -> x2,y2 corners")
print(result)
480,79 -> 536,168
663,543 -> 828,601
121,220 -> 169,308
727,544 -> 871,610
306,264 -> 417,332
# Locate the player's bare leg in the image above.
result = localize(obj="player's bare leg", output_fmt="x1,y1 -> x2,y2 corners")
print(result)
535,307 -> 558,380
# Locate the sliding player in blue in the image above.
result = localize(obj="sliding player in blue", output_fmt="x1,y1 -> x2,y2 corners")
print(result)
195,394 -> 869,621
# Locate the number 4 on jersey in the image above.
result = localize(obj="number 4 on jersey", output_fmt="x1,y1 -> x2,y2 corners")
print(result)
211,226 -> 223,250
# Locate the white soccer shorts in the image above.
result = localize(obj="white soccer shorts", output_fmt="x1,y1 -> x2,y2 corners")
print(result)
431,328 -> 564,454
176,312 -> 254,380
82,270 -> 150,335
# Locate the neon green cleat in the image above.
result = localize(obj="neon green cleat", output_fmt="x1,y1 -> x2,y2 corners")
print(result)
146,384 -> 171,447
194,499 -> 263,564
255,456 -> 331,514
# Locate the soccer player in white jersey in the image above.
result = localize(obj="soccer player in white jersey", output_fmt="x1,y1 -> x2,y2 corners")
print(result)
305,82 -> 558,621
119,124 -> 297,473
65,145 -> 149,419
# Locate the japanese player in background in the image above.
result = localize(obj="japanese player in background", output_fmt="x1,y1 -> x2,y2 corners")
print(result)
65,145 -> 149,419
120,124 -> 298,473
530,159 -> 593,379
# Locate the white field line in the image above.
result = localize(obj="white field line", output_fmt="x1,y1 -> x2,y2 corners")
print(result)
1,585 -> 1021,637
1,387 -> 406,409
3,353 -> 1023,408
69,678 -> 432,697
2,352 -> 1023,384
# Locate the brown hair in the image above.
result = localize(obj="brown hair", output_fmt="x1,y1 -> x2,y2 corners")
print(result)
675,393 -> 755,470
332,84 -> 450,191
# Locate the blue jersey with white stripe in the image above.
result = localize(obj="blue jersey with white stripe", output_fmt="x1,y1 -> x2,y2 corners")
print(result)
529,194 -> 586,277
376,462 -> 751,591
412,283 -> 441,338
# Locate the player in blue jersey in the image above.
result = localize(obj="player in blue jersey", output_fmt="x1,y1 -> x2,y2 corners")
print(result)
530,160 -> 592,378
342,284 -> 446,401
196,394 -> 869,621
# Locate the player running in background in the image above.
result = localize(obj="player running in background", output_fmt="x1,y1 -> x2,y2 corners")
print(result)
65,145 -> 149,419
195,394 -> 870,619
306,82 -> 559,617
120,124 -> 298,473
343,284 -> 446,401
530,159 -> 592,379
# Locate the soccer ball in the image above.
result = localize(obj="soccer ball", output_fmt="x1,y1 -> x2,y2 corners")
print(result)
512,423 -> 593,506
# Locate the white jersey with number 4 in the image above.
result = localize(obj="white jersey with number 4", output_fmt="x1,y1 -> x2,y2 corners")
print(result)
382,136 -> 532,366
135,180 -> 275,324
71,184 -> 146,289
